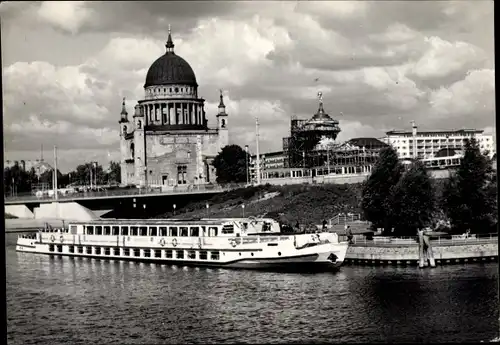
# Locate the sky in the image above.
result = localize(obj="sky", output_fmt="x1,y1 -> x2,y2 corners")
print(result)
2,1 -> 495,172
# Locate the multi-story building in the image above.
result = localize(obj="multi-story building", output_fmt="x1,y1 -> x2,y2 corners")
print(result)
119,29 -> 229,187
382,122 -> 495,159
4,159 -> 53,176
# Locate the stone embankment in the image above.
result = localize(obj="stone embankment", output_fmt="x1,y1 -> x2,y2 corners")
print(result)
344,237 -> 498,266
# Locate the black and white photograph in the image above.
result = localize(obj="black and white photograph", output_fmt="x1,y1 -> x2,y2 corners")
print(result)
3,1 -> 497,343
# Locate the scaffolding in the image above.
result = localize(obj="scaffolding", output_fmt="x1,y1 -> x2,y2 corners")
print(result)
283,95 -> 341,168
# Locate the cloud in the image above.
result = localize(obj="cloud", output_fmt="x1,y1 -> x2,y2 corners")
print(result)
2,1 -> 495,171
37,1 -> 93,34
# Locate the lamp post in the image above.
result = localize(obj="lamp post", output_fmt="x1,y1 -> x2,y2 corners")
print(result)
245,145 -> 249,185
241,204 -> 245,217
206,203 -> 209,218
173,204 -> 176,217
445,135 -> 450,157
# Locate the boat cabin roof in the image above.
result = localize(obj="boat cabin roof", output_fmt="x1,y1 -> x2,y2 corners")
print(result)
69,217 -> 278,227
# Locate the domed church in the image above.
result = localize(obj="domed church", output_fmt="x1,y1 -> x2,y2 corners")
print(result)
119,28 -> 229,187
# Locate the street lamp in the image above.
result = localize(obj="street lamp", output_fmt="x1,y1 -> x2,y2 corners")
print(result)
241,204 -> 245,217
206,203 -> 209,218
445,135 -> 450,157
173,204 -> 176,216
245,145 -> 249,185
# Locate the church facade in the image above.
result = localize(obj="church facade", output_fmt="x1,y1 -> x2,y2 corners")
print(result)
119,30 -> 229,187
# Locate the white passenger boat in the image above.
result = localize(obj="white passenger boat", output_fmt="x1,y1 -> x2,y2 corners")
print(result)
16,217 -> 349,272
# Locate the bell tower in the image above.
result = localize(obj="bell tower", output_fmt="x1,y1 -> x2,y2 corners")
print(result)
119,98 -> 129,185
133,100 -> 146,186
216,89 -> 229,151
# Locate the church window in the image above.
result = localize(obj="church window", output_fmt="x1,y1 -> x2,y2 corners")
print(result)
164,88 -> 166,93
170,88 -> 172,92
123,126 -> 127,135
221,119 -> 226,128
130,143 -> 135,159
137,120 -> 142,129
177,165 -> 187,185
181,88 -> 184,92
175,87 -> 179,93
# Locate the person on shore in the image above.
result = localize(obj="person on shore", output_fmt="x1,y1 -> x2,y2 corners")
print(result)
322,219 -> 327,231
346,225 -> 353,244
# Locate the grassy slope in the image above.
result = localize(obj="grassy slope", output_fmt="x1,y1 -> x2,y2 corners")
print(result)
157,178 -> 450,227
157,183 -> 364,226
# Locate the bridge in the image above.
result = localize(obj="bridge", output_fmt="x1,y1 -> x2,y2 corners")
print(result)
4,183 -> 246,205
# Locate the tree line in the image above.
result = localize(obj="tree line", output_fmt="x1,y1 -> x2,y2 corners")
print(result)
4,161 -> 121,196
361,138 -> 497,235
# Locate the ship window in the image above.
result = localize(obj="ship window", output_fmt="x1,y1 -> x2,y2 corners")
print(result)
86,246 -> 92,254
199,251 -> 208,260
95,247 -> 101,255
188,250 -> 196,259
190,227 -> 199,237
222,225 -> 234,234
104,226 -> 111,235
121,226 -> 129,236
180,227 -> 189,236
114,248 -> 120,256
104,248 -> 111,255
112,226 -> 119,235
160,227 -> 168,236
176,250 -> 184,259
57,245 -> 63,252
150,227 -> 158,237
166,250 -> 173,258
170,227 -> 178,236
49,244 -> 55,252
77,246 -> 84,253
144,249 -> 151,257
86,226 -> 94,235
130,226 -> 138,236
69,246 -> 75,253
96,226 -> 103,235
139,227 -> 148,236
210,251 -> 220,260
133,249 -> 140,257
154,249 -> 162,258
123,248 -> 130,256
70,226 -> 77,234
208,227 -> 218,237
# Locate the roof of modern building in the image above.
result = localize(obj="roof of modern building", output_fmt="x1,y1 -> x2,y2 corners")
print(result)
346,137 -> 389,149
385,128 -> 484,136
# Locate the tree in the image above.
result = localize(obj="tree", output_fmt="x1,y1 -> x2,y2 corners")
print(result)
361,146 -> 404,234
441,138 -> 496,234
391,161 -> 435,236
107,161 -> 121,184
212,145 -> 249,184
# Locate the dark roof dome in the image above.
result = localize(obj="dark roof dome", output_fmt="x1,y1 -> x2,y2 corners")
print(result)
144,30 -> 198,88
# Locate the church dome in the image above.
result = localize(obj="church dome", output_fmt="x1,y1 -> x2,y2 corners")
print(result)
144,32 -> 198,88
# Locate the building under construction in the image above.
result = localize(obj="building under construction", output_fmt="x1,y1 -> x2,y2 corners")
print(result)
283,92 -> 341,169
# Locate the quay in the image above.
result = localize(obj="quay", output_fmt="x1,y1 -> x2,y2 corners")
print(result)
343,235 -> 498,266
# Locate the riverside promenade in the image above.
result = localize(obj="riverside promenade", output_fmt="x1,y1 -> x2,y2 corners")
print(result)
343,234 -> 498,266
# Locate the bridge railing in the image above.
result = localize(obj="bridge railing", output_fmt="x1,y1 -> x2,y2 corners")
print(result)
5,182 -> 249,203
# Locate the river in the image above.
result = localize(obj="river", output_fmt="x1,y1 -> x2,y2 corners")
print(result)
6,234 -> 499,344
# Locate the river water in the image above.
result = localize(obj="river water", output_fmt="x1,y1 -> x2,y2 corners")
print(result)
6,235 -> 499,344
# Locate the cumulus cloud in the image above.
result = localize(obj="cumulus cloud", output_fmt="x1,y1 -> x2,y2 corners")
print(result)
37,1 -> 93,34
2,1 -> 495,171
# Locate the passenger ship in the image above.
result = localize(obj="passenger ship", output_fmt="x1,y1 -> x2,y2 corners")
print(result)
16,217 -> 349,271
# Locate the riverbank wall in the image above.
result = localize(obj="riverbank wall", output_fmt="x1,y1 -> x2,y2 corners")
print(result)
345,238 -> 498,266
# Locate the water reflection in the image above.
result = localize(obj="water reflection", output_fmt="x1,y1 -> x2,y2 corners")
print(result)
6,245 -> 499,344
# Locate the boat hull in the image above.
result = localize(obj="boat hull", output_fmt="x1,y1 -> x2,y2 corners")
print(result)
16,237 -> 348,273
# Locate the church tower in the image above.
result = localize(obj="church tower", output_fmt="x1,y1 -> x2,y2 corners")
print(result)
216,89 -> 229,151
133,99 -> 146,186
119,98 -> 129,185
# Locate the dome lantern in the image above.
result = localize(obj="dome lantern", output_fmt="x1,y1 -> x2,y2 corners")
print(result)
144,27 -> 198,88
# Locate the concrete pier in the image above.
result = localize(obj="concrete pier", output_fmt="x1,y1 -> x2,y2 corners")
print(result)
345,238 -> 498,266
